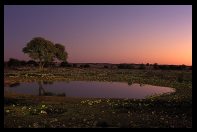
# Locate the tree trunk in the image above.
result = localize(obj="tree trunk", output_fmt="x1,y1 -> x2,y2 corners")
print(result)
39,62 -> 42,71
41,63 -> 45,71
39,61 -> 45,71
38,81 -> 45,96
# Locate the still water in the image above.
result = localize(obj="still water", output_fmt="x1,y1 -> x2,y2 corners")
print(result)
4,81 -> 175,99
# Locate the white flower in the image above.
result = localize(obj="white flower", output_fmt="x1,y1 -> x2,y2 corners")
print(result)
40,110 -> 47,114
41,105 -> 45,108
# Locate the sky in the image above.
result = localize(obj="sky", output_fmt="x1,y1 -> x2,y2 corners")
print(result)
4,5 -> 192,65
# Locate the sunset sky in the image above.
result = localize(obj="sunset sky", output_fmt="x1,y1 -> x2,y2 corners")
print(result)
4,5 -> 192,65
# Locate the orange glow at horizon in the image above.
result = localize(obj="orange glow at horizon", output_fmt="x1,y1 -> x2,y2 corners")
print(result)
5,6 -> 192,66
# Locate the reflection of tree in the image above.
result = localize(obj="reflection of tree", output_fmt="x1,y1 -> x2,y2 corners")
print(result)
38,81 -> 46,96
127,81 -> 132,86
43,81 -> 53,85
140,83 -> 144,87
9,82 -> 20,87
38,81 -> 66,97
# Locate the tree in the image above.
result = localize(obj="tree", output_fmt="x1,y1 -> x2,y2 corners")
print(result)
23,37 -> 68,70
7,58 -> 21,67
27,60 -> 38,67
55,43 -> 68,61
20,60 -> 27,66
179,64 -> 186,70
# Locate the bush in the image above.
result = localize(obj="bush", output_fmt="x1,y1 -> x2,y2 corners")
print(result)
139,64 -> 145,69
72,64 -> 77,67
80,64 -> 90,68
44,62 -> 56,67
27,60 -> 38,67
179,64 -> 187,70
153,63 -> 159,69
158,65 -> 169,70
20,60 -> 27,66
7,58 -> 21,67
60,61 -> 72,67
118,64 -> 134,69
104,65 -> 108,69
84,64 -> 90,68
168,65 -> 186,70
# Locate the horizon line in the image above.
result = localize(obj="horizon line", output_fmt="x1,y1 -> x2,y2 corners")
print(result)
3,60 -> 192,66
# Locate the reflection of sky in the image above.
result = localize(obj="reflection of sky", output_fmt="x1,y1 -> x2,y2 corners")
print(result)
4,5 -> 192,65
4,81 -> 175,99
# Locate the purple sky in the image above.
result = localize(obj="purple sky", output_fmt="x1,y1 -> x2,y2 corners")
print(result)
4,5 -> 192,65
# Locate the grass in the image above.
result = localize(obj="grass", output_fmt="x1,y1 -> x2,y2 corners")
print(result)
4,68 -> 192,128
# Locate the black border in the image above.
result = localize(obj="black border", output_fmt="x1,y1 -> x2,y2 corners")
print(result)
3,0 -> 193,5
2,0 -> 194,129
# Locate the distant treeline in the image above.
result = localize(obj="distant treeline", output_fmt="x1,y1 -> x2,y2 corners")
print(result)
4,58 -> 192,70
116,63 -> 191,70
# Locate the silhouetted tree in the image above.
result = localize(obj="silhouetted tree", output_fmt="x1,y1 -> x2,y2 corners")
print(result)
20,60 -> 27,66
118,64 -> 134,69
179,64 -> 187,70
104,65 -> 108,69
54,43 -> 68,62
27,60 -> 38,67
7,58 -> 21,67
72,64 -> 77,67
139,64 -> 145,69
84,64 -> 90,68
60,61 -> 72,67
153,63 -> 159,69
23,37 -> 68,70
159,65 -> 169,70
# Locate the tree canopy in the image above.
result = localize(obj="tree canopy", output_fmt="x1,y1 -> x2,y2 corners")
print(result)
23,37 -> 68,70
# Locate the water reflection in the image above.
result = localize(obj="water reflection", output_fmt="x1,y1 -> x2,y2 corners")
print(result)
127,81 -> 132,86
4,81 -> 175,99
9,82 -> 20,87
43,81 -> 54,85
38,81 -> 66,96
38,81 -> 46,96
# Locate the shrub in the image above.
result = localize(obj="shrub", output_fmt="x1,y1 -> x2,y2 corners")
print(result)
153,63 -> 159,69
7,58 -> 21,67
72,64 -> 77,67
139,64 -> 145,69
84,64 -> 90,68
27,60 -> 38,67
60,61 -> 72,67
118,64 -> 134,69
104,65 -> 108,69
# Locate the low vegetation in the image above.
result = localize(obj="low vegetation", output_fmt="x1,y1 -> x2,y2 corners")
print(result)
4,67 -> 192,128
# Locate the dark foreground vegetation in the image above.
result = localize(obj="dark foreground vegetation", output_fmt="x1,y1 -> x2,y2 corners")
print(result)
4,58 -> 192,70
4,66 -> 192,128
